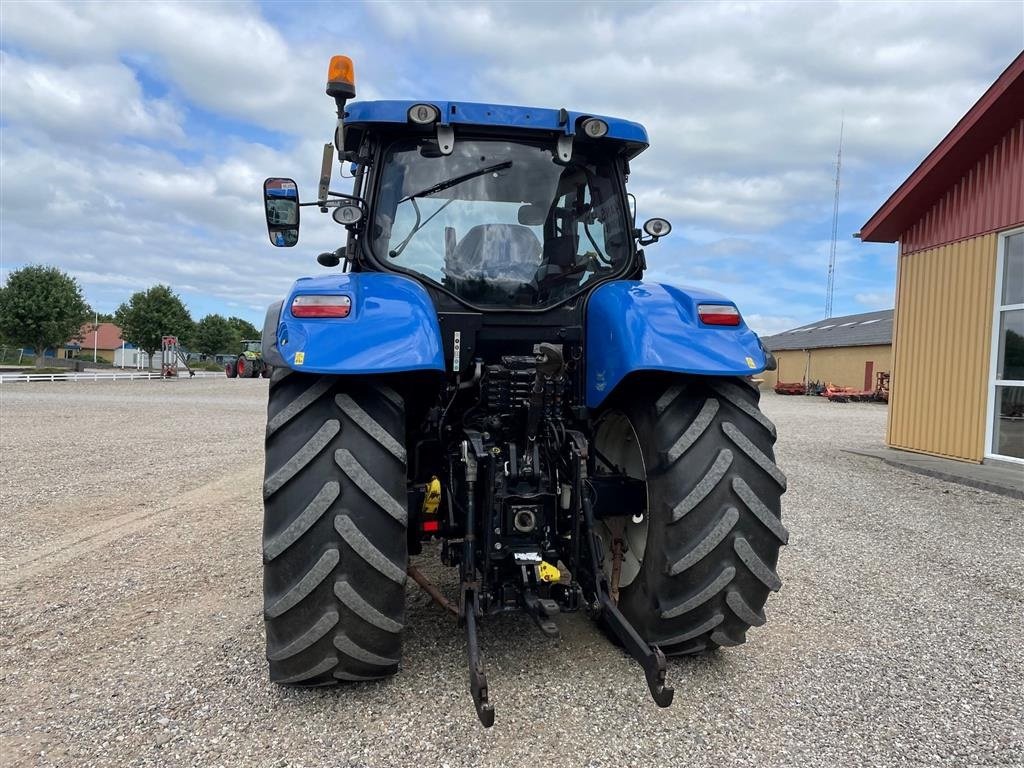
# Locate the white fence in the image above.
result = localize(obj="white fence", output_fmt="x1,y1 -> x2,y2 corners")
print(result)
0,370 -> 226,384
111,349 -> 195,370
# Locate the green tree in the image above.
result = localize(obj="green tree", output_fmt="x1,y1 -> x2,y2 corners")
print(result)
227,316 -> 260,341
0,265 -> 91,365
114,285 -> 193,368
194,313 -> 235,356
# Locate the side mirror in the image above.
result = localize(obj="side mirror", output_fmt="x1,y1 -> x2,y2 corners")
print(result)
264,178 -> 300,247
639,217 -> 671,246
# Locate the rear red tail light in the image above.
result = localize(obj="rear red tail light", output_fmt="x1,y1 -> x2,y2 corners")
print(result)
291,294 -> 352,318
698,303 -> 741,326
421,519 -> 440,533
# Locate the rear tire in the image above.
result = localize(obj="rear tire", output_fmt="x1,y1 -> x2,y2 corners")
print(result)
263,369 -> 409,685
594,375 -> 788,654
238,356 -> 257,378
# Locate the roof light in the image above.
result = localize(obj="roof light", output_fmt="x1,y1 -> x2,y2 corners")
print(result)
698,304 -> 741,326
408,103 -> 440,124
581,118 -> 609,138
326,55 -> 356,99
291,294 -> 352,318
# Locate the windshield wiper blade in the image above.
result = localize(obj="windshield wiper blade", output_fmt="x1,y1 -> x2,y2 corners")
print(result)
399,161 -> 513,204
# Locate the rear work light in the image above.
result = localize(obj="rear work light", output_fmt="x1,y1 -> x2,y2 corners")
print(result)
581,118 -> 609,138
291,294 -> 352,318
698,303 -> 741,326
408,103 -> 440,124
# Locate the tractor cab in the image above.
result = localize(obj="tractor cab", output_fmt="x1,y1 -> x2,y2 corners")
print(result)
261,62 -> 671,315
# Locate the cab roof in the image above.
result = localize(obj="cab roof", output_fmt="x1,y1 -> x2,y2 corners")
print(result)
344,100 -> 650,159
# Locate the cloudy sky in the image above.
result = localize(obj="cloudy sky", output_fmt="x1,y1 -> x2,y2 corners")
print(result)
1,1 -> 1021,334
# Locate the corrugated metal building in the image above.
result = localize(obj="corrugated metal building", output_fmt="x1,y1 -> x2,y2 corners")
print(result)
860,52 -> 1024,464
760,309 -> 893,391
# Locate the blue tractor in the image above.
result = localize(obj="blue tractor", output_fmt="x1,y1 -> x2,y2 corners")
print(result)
259,56 -> 787,726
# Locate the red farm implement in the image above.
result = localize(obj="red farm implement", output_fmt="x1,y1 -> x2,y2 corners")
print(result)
774,381 -> 807,395
823,372 -> 890,403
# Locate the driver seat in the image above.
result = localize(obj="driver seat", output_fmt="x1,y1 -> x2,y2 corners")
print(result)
446,224 -> 542,286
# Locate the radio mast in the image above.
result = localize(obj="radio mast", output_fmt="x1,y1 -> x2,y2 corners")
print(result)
825,118 -> 844,318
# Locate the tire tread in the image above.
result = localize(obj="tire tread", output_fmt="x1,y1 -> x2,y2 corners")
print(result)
609,376 -> 786,658
263,375 -> 407,687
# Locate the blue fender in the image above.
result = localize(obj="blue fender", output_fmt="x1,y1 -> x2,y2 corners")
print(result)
263,273 -> 444,375
586,281 -> 767,408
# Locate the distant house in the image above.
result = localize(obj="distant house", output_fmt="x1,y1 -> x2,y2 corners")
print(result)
60,323 -> 132,361
760,309 -> 893,391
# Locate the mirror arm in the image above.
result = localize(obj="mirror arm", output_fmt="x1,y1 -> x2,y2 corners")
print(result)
301,198 -> 361,209
327,190 -> 365,202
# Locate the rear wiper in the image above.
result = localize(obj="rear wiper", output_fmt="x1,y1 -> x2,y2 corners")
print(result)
399,161 -> 513,204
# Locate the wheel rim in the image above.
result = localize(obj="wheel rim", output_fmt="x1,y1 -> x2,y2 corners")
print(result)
592,411 -> 649,590
238,359 -> 245,375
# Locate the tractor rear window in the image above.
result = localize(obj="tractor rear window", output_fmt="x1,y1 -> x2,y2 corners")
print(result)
371,138 -> 630,307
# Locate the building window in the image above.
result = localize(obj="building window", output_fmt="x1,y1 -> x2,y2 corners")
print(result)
988,228 -> 1024,462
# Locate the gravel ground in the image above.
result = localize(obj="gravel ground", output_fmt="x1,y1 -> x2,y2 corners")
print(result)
1,379 -> 1021,768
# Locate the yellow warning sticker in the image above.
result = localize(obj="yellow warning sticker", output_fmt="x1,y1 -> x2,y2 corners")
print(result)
537,561 -> 561,583
745,356 -> 756,369
422,476 -> 441,514
294,351 -> 305,365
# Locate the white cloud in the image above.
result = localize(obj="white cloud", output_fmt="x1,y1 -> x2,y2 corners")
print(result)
362,1 -> 1021,230
0,0 -> 329,134
0,52 -> 183,142
855,291 -> 894,308
745,314 -> 804,336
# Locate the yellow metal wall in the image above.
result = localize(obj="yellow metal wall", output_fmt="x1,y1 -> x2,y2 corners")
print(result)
761,345 -> 891,390
886,233 -> 997,462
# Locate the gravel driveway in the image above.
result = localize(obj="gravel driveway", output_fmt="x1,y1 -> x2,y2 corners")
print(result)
1,380 -> 1021,767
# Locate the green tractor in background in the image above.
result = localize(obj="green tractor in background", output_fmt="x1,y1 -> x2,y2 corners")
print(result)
225,339 -> 271,379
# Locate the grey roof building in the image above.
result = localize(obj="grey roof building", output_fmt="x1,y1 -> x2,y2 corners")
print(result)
760,309 -> 894,352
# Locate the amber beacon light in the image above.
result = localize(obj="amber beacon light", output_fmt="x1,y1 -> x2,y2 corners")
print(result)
326,55 -> 356,100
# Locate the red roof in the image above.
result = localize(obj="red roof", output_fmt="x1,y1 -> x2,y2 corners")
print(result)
70,322 -> 124,349
860,51 -> 1024,243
